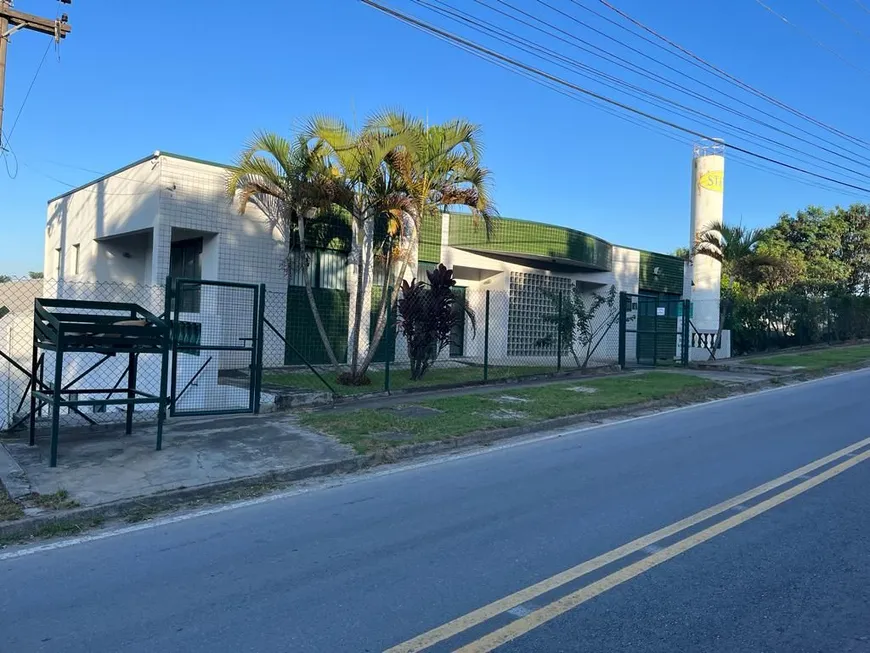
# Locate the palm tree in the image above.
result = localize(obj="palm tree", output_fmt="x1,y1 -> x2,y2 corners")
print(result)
360,111 -> 497,375
304,115 -> 416,383
695,220 -> 779,289
695,220 -> 765,265
226,132 -> 350,372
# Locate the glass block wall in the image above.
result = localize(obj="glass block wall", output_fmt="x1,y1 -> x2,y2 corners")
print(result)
508,272 -> 573,356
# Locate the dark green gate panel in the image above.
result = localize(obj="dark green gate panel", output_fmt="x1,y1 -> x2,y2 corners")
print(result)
636,295 -> 679,364
369,285 -> 397,363
285,286 -> 349,365
449,287 -> 466,357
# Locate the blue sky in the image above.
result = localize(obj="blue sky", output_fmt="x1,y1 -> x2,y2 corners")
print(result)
2,0 -> 870,275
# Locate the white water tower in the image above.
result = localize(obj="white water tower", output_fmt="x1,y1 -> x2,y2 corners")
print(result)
689,141 -> 724,334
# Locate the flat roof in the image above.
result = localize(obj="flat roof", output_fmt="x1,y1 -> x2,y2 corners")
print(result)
47,151 -> 231,204
45,152 -> 684,262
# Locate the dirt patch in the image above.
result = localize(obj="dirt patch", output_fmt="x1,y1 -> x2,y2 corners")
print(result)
389,405 -> 444,418
486,409 -> 528,420
566,385 -> 598,394
495,395 -> 531,404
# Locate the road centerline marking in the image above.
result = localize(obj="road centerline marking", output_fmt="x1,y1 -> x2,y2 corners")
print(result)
384,436 -> 870,653
456,448 -> 870,652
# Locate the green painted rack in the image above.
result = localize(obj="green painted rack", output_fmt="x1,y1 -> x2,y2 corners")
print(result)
30,298 -> 171,467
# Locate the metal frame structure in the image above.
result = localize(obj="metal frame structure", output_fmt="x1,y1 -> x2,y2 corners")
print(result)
168,277 -> 265,418
30,298 -> 170,467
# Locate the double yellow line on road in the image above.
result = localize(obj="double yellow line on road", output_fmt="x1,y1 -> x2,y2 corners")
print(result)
387,436 -> 870,653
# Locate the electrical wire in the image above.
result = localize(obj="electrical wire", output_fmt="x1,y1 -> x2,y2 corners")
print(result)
752,0 -> 870,77
416,0 -> 870,183
361,0 -> 870,194
813,0 -> 870,44
595,0 -> 870,150
4,39 -> 53,147
548,0 -> 870,162
413,4 -> 866,201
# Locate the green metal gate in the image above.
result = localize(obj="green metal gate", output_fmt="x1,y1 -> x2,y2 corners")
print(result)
618,292 -> 690,368
168,278 -> 265,417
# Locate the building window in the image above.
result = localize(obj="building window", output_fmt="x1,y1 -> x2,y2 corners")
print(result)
287,249 -> 347,290
72,244 -> 80,275
170,237 -> 203,312
54,248 -> 61,279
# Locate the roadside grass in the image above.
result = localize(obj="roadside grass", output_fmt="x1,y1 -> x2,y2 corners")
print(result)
0,480 -> 23,522
750,344 -> 870,371
301,372 -> 715,453
26,489 -> 80,511
263,364 -> 557,395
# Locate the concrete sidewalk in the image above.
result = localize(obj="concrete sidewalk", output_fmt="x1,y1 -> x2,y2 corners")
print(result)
1,413 -> 352,506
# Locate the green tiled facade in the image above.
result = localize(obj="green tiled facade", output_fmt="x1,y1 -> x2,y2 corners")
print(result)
638,251 -> 684,295
418,216 -> 442,263
447,213 -> 612,271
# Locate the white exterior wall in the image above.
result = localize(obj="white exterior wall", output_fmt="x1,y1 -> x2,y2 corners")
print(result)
689,153 -> 724,332
43,154 -> 291,370
434,214 -> 640,369
45,158 -> 162,284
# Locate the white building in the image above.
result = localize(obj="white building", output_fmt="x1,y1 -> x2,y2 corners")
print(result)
32,149 -> 728,412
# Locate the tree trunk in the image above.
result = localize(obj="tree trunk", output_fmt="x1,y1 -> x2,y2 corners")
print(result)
297,214 -> 341,373
357,252 -> 410,378
348,213 -> 367,381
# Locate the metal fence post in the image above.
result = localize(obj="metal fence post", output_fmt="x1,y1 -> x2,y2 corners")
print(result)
253,284 -> 266,413
384,287 -> 393,394
483,290 -> 490,382
556,291 -> 563,372
681,299 -> 691,366
618,292 -> 627,369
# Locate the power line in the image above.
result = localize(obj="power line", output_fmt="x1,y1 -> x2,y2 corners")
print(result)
813,0 -> 870,43
5,37 -> 52,145
562,0 -> 870,158
595,0 -> 870,150
418,0 -> 870,183
361,0 -> 870,194
752,0 -> 870,77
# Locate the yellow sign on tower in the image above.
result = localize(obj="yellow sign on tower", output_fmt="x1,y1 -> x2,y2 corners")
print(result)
699,170 -> 724,192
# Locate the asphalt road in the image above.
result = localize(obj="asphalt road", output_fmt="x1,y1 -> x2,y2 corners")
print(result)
2,368 -> 870,653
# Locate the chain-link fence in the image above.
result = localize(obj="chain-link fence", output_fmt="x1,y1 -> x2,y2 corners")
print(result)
1,278 -> 166,433
2,274 -> 626,430
259,276 -> 622,396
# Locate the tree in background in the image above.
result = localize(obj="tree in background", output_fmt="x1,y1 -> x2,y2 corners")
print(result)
227,132 -> 352,373
535,284 -> 621,369
396,265 -> 474,381
0,276 -> 10,283
28,272 -> 43,279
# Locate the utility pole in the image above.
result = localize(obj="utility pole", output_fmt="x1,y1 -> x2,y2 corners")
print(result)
0,0 -> 71,149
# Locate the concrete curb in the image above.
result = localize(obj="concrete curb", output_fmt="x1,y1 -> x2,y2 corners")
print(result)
1,364 -> 865,543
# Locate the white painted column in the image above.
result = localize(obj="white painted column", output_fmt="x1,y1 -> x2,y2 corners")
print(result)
689,148 -> 724,333
347,219 -> 374,362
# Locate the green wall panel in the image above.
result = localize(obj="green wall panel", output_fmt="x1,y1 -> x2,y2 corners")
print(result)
285,287 -> 349,365
447,213 -> 612,270
638,252 -> 684,295
418,217 -> 442,263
